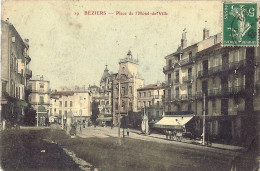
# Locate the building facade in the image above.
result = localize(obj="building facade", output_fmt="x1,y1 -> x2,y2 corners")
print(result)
137,83 -> 164,121
1,19 -> 32,129
50,88 -> 92,125
96,65 -> 116,124
112,51 -> 144,125
163,27 -> 260,144
28,76 -> 50,126
164,28 -> 221,116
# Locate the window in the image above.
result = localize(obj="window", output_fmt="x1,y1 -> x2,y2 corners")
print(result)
139,92 -> 141,97
122,87 -> 125,95
65,101 -> 67,107
148,92 -> 151,97
175,87 -> 179,98
168,74 -> 171,82
212,78 -> 216,87
177,105 -> 181,111
116,102 -> 118,110
148,101 -> 151,107
129,86 -> 132,94
129,102 -> 132,110
40,84 -> 44,89
214,35 -> 217,45
157,101 -> 159,107
40,96 -> 44,104
156,111 -> 159,118
175,71 -> 179,83
169,59 -> 172,67
59,101 -> 62,107
168,89 -> 171,99
54,108 -> 56,112
212,100 -> 216,113
65,110 -> 68,115
18,87 -> 20,99
143,92 -> 146,97
70,101 -> 73,107
188,103 -> 192,111
143,101 -> 146,107
122,101 -> 125,109
59,110 -> 62,115
189,52 -> 192,58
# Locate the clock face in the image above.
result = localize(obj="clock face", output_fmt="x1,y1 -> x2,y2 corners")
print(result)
122,65 -> 126,72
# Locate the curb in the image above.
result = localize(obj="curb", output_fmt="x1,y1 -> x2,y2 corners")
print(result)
130,131 -> 244,152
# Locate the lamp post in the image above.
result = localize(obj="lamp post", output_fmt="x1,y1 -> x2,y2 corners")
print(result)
118,81 -> 121,138
37,101 -> 39,127
202,93 -> 206,145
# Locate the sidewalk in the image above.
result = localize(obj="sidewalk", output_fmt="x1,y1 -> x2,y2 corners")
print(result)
129,129 -> 244,152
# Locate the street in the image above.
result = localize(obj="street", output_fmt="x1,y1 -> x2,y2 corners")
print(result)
1,126 -> 240,171
76,125 -> 238,170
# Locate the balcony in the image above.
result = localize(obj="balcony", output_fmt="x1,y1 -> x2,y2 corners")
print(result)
197,86 -> 245,99
26,69 -> 32,78
173,94 -> 195,101
228,86 -> 245,94
182,75 -> 193,83
180,57 -> 194,66
163,65 -> 174,73
197,60 -> 246,79
208,88 -> 221,97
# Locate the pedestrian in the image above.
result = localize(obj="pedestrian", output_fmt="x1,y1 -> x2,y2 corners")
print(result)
166,130 -> 168,139
80,124 -> 82,134
127,128 -> 130,136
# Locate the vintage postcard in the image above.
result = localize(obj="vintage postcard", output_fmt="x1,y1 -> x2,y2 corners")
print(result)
1,0 -> 260,171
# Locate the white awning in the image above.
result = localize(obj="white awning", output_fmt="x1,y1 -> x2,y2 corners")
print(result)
154,115 -> 194,130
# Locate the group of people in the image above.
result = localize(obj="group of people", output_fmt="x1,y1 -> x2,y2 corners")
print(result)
165,130 -> 177,140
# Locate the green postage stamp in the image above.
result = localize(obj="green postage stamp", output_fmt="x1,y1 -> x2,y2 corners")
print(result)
223,2 -> 258,46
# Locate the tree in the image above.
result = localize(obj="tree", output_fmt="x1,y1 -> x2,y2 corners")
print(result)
90,100 -> 99,125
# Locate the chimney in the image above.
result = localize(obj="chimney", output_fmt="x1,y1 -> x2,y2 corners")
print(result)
203,28 -> 209,40
181,28 -> 187,49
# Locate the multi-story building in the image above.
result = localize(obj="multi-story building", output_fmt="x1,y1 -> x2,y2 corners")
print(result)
137,83 -> 164,121
163,27 -> 260,144
196,43 -> 260,143
50,88 -> 92,125
28,75 -> 50,126
88,84 -> 100,101
164,28 -> 221,116
96,65 -> 116,124
1,19 -> 32,129
112,51 -> 144,125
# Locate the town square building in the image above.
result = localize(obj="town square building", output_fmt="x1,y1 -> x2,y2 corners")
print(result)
1,19 -> 32,129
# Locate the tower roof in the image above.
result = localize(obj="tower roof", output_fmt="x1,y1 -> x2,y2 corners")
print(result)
101,65 -> 110,81
119,50 -> 138,65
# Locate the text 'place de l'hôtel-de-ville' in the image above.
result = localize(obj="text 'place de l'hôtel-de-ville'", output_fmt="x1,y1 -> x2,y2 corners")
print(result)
1,19 -> 260,145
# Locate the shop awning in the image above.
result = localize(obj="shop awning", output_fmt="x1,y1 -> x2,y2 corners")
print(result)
96,117 -> 112,122
154,115 -> 194,130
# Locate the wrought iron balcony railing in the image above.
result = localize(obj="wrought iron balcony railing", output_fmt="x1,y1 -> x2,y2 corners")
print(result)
180,57 -> 194,66
163,65 -> 174,73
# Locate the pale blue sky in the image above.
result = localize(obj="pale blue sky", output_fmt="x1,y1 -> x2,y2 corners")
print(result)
2,1 -> 222,89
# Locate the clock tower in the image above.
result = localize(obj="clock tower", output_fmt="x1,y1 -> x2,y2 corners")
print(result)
113,51 -> 144,125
